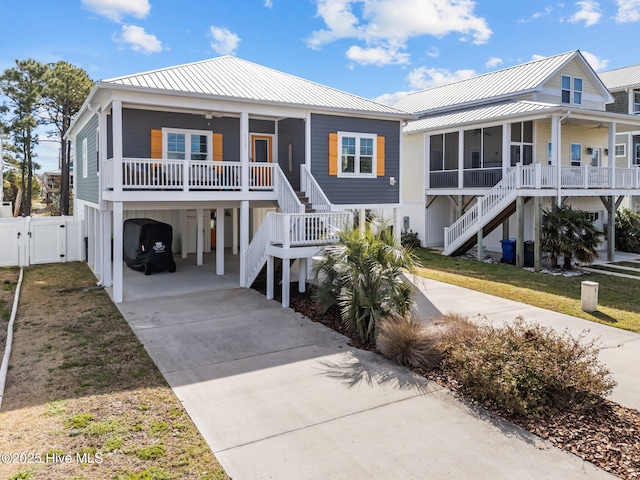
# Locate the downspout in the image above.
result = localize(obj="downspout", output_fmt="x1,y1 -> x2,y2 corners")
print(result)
555,110 -> 571,206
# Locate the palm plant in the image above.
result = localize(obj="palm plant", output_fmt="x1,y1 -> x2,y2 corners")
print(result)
541,204 -> 602,269
313,218 -> 421,344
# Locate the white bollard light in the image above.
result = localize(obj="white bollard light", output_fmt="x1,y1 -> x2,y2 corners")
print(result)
581,281 -> 599,313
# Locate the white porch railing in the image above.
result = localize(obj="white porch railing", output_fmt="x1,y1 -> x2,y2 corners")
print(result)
443,167 -> 519,255
301,165 -> 333,212
190,161 -> 241,190
269,212 -> 351,248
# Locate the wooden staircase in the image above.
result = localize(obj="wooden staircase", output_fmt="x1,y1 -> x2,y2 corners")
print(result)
296,192 -> 316,213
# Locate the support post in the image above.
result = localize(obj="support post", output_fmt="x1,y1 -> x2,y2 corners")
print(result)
239,200 -> 249,287
502,218 -> 510,240
282,258 -> 290,308
180,210 -> 188,259
240,112 -> 249,192
298,257 -> 307,293
266,255 -> 274,300
196,207 -> 203,266
516,195 -> 525,268
477,229 -> 484,261
101,208 -> 112,287
113,202 -> 123,303
608,195 -> 615,262
232,208 -> 239,255
112,101 -> 123,194
359,208 -> 366,235
216,207 -> 225,275
534,196 -> 543,272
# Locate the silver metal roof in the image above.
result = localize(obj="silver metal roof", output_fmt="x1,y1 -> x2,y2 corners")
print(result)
599,64 -> 640,91
395,51 -> 580,115
403,101 -> 557,133
103,56 -> 408,116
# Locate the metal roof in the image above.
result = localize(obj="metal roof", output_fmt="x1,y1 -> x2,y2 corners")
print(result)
403,101 -> 557,134
599,64 -> 640,91
395,51 -> 580,115
102,56 -> 408,117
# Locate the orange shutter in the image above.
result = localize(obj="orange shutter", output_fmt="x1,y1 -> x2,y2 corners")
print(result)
329,133 -> 338,176
376,136 -> 385,177
212,133 -> 223,161
151,129 -> 162,159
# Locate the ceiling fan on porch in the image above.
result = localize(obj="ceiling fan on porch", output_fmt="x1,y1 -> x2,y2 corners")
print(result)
591,123 -> 607,129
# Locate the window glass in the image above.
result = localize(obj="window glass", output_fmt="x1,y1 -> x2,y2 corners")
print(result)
253,138 -> 269,162
573,78 -> 582,92
359,137 -> 373,173
571,144 -> 581,166
167,133 -> 186,159
634,91 -> 640,113
511,122 -> 521,142
562,76 -> 571,89
341,136 -> 356,173
430,134 -> 444,171
338,132 -> 376,176
547,141 -> 553,165
444,132 -> 459,170
615,144 -> 626,156
522,121 -> 533,143
191,134 -> 208,161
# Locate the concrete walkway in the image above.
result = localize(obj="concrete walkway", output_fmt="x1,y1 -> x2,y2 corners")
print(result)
116,276 -> 635,480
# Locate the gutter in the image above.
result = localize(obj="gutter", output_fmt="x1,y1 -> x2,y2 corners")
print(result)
0,267 -> 24,412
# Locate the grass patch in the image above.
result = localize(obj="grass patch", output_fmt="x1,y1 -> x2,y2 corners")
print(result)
587,265 -> 640,277
0,262 -> 229,480
611,260 -> 640,268
414,249 -> 640,332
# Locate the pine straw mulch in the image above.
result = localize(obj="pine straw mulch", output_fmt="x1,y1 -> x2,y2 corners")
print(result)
269,284 -> 640,480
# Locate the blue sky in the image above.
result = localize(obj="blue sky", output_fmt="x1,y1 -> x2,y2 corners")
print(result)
2,0 -> 640,172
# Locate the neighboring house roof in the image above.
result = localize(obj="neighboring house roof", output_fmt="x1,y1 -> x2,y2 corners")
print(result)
395,50 -> 608,115
101,55 -> 409,117
403,101 -> 557,134
599,64 -> 640,91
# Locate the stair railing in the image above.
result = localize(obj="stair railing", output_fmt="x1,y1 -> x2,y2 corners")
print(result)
300,165 -> 333,212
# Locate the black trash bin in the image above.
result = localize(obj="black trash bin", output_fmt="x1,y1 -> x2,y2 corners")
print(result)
524,240 -> 535,267
123,218 -> 176,275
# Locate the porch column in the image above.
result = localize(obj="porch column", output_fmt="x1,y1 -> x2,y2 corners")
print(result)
456,195 -> 464,219
94,207 -> 102,276
515,195 -> 525,268
359,209 -> 366,235
180,210 -> 188,259
99,108 -> 108,192
239,200 -> 249,287
534,196 -> 543,272
502,123 -> 510,178
240,112 -> 249,193
216,207 -> 225,275
266,255 -> 274,299
394,207 -> 402,242
305,113 -> 312,169
87,207 -> 95,266
282,258 -> 290,308
502,218 -> 510,240
458,129 -> 464,188
298,257 -> 307,293
112,100 -> 123,194
101,208 -> 112,287
608,195 -> 615,262
113,201 -> 123,303
196,207 -> 204,266
609,122 -> 616,188
232,207 -> 239,255
551,115 -> 562,206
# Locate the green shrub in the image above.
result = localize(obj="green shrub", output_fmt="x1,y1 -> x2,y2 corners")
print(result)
376,316 -> 441,369
401,230 -> 421,249
615,208 -> 640,253
442,318 -> 616,417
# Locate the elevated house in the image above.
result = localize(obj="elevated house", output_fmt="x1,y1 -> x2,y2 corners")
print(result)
67,56 -> 410,304
599,63 -> 640,211
397,50 -> 640,267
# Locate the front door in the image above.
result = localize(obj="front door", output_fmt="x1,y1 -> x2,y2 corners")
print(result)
591,147 -> 601,167
251,135 -> 273,187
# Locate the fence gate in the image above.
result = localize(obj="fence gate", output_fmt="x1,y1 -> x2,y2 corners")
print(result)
0,217 -> 82,267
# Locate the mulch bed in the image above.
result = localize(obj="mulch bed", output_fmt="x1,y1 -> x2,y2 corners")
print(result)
254,281 -> 640,480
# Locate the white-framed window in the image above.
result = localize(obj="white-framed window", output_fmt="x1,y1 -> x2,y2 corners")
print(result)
162,128 -> 211,161
82,137 -> 88,178
338,131 -> 376,177
547,141 -> 553,165
634,91 -> 640,114
571,143 -> 581,166
615,144 -> 626,157
561,75 -> 583,105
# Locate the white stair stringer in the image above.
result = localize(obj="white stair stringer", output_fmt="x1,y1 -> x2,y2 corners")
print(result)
443,167 -> 519,256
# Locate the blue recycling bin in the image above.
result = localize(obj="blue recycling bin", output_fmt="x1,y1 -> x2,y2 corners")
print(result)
501,239 -> 516,265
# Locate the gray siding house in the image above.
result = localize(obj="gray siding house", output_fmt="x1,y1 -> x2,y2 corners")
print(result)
67,56 -> 411,304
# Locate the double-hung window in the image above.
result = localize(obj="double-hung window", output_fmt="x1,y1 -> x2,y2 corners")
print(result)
562,75 -> 583,105
571,143 -> 582,167
338,132 -> 376,177
164,129 -> 211,161
82,138 -> 88,178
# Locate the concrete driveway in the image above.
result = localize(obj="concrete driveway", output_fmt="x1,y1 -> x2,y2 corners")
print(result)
117,284 -> 616,480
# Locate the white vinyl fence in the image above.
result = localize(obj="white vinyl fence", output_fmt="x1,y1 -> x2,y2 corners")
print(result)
0,216 -> 82,267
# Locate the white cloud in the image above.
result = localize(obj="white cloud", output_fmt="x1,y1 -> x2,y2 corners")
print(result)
209,26 -> 241,55
485,56 -> 503,68
581,51 -> 609,71
82,0 -> 150,22
307,0 -> 492,66
407,66 -> 476,89
346,44 -> 410,66
616,0 -> 640,22
264,0 -> 273,7
373,90 -> 411,106
426,47 -> 440,58
531,54 -> 546,61
115,25 -> 163,54
568,0 -> 602,26
518,6 -> 554,23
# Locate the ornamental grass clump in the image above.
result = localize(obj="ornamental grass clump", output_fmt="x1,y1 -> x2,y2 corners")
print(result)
441,318 -> 616,417
376,315 -> 441,369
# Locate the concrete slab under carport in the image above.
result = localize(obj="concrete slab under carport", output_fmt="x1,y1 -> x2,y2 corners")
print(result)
118,286 -> 616,480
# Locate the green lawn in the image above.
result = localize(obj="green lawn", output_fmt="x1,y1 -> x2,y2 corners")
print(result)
413,248 -> 640,333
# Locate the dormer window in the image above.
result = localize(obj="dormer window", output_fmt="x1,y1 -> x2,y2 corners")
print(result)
562,75 -> 583,105
634,91 -> 640,114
